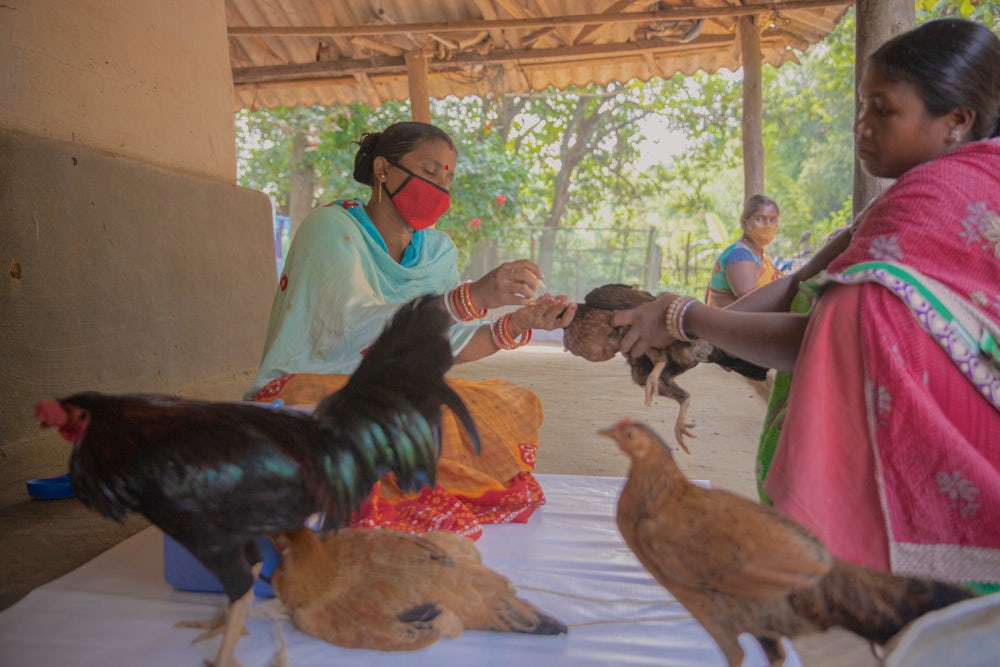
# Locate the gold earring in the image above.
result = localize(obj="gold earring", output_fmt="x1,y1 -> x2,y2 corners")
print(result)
377,179 -> 383,203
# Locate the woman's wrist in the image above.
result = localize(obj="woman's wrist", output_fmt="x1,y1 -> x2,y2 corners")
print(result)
664,296 -> 697,342
506,311 -> 528,338
445,283 -> 487,322
468,281 -> 491,312
490,313 -> 532,350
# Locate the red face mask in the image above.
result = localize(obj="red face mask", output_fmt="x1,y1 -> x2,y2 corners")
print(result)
386,161 -> 451,230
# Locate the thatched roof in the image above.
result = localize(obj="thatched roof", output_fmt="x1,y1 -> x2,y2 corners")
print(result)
227,0 -> 853,111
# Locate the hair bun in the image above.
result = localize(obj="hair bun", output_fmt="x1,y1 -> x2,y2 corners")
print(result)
357,132 -> 380,154
352,131 -> 382,185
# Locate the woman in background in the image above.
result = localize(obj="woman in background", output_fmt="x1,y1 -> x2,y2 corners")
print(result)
704,194 -> 784,308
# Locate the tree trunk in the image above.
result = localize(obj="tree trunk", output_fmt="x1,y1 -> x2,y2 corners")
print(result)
853,0 -> 915,216
537,162 -> 574,279
537,98 -> 604,278
288,130 -> 315,238
739,15 -> 764,201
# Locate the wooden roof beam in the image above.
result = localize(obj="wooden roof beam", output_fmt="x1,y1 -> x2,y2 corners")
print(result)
573,0 -> 647,46
233,33 -> 783,88
473,0 -> 509,50
227,1 -> 851,39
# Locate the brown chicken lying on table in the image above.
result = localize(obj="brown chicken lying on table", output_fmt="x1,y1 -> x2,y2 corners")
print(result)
271,527 -> 567,651
563,283 -> 768,452
601,418 -> 976,667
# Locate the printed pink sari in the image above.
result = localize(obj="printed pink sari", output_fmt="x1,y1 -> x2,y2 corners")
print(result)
764,139 -> 1000,584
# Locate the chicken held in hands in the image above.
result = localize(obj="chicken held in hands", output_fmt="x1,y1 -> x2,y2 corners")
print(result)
563,283 -> 767,452
33,294 -> 480,667
601,418 -> 976,667
271,527 -> 567,651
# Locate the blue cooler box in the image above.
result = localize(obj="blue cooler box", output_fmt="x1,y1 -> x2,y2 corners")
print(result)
162,535 -> 279,598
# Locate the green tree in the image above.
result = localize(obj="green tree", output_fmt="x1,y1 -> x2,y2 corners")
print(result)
236,2 -> 998,294
236,98 -> 536,270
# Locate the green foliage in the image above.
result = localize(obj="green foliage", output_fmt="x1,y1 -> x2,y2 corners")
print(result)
236,102 -> 409,213
917,0 -> 1000,27
235,2 -> 996,295
429,97 -> 532,267
646,10 -> 858,287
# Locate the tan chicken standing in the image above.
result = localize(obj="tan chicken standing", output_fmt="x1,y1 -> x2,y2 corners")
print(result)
600,418 -> 976,667
270,527 -> 567,651
563,284 -> 768,452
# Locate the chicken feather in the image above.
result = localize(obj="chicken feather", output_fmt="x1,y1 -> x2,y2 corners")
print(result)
271,527 -> 567,651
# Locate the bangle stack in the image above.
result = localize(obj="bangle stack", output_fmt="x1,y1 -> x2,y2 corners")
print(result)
490,313 -> 532,350
443,282 -> 487,322
665,296 -> 697,342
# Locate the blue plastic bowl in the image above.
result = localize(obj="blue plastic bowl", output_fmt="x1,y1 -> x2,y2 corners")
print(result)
26,473 -> 75,500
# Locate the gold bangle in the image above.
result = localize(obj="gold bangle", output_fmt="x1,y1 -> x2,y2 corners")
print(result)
456,282 -> 487,320
447,283 -> 487,322
491,313 -> 532,350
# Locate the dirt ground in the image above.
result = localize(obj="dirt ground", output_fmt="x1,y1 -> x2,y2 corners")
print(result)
450,338 -> 768,499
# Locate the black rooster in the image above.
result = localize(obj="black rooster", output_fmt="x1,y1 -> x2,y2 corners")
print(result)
34,294 -> 480,667
563,283 -> 768,452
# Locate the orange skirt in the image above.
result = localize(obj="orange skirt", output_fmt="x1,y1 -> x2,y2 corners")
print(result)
252,373 -> 546,539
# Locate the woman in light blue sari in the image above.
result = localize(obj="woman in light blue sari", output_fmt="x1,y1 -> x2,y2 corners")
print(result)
247,121 -> 576,538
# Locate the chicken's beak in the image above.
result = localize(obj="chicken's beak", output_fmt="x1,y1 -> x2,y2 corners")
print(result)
598,418 -> 633,440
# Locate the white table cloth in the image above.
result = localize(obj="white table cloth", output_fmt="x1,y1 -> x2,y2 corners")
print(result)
0,474 -> 803,667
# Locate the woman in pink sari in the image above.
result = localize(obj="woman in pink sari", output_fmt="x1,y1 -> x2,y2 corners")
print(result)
613,18 -> 1000,591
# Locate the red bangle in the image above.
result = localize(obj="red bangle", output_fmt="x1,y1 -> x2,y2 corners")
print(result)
446,283 -> 487,322
490,313 -> 532,350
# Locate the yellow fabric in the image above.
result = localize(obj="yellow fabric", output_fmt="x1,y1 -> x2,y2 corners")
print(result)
255,373 -> 542,500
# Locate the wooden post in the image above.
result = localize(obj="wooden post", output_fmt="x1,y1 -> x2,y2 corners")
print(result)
739,15 -> 764,201
853,0 -> 914,216
404,51 -> 431,123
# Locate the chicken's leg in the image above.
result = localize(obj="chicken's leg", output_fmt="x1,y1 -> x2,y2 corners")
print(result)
211,583 -> 253,667
643,359 -> 667,406
176,563 -> 262,667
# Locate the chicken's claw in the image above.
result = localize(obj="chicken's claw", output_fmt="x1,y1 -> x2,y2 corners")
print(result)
175,615 -> 249,643
673,399 -> 694,455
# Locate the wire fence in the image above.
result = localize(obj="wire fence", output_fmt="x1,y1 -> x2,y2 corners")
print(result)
462,227 -> 661,303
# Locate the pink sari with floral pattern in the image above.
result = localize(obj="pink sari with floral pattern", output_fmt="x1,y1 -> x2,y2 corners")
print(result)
764,139 -> 1000,584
